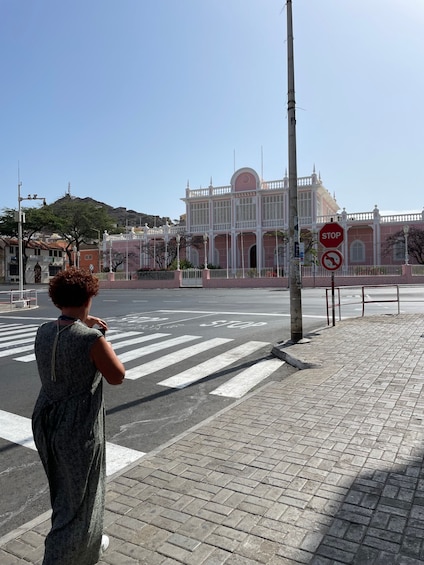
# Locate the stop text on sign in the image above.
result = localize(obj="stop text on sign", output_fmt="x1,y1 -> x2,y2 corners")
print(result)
321,232 -> 342,240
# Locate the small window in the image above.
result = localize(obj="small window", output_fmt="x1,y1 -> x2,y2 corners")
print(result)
85,254 -> 93,260
49,265 -> 62,276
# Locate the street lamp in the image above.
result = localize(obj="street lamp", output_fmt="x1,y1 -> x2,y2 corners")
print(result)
72,245 -> 80,268
17,182 -> 46,300
109,238 -> 113,272
90,228 -> 101,273
176,233 -> 181,270
125,218 -> 129,280
403,225 -> 409,265
203,233 -> 208,269
275,231 -> 279,277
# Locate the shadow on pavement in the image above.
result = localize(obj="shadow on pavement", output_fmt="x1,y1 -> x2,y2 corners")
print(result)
310,454 -> 424,564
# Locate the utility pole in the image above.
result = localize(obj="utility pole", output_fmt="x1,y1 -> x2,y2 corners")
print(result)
287,0 -> 303,342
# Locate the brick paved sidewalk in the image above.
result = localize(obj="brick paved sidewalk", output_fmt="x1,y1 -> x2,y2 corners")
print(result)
1,314 -> 424,564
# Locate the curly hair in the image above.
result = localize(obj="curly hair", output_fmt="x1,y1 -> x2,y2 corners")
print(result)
49,267 -> 100,308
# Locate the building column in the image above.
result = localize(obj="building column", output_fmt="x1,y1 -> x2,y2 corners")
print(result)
256,229 -> 262,273
373,205 -> 381,266
231,230 -> 237,273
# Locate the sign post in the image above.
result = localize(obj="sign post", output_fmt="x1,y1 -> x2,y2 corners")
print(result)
319,222 -> 344,326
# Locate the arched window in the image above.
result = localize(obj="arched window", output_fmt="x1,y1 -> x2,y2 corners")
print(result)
350,240 -> 365,263
190,248 -> 200,268
249,245 -> 257,268
393,238 -> 405,262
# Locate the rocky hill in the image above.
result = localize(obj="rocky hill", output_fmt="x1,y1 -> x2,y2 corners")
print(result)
53,196 -> 172,228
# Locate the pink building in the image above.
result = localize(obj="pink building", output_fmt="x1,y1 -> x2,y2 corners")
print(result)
104,167 -> 424,277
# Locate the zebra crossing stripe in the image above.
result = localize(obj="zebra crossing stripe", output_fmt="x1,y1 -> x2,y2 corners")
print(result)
0,330 -> 36,343
13,330 -> 147,362
119,335 -> 201,364
14,332 -> 169,363
125,337 -> 233,380
108,333 -> 169,350
0,334 -> 36,349
210,357 -> 284,398
0,324 -> 31,331
0,410 -> 144,477
0,324 -> 38,335
158,341 -> 269,389
0,343 -> 34,358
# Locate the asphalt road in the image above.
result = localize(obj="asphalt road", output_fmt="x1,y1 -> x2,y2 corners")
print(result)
0,285 -> 423,538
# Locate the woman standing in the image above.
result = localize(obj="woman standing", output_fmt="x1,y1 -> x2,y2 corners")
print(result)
32,268 -> 125,565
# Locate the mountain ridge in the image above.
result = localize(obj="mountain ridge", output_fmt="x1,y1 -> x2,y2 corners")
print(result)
54,195 -> 172,228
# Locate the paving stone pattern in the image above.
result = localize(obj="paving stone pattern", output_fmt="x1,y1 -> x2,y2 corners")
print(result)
1,314 -> 424,564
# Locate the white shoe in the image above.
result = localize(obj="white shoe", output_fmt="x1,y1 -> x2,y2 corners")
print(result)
101,534 -> 110,553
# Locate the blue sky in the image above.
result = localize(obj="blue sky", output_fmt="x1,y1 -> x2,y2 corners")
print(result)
1,0 -> 423,223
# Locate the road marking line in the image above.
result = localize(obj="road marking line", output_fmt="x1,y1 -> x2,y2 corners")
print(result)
0,330 -> 36,343
158,341 -> 268,389
158,309 -> 285,317
210,357 -> 284,398
109,333 -> 169,350
0,324 -> 37,332
0,410 -> 144,477
0,334 -> 36,348
13,330 -> 145,363
125,337 -> 233,380
119,335 -> 201,364
157,309 -> 328,320
0,343 -> 34,358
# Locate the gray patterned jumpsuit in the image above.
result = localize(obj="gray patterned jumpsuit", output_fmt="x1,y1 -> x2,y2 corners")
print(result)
32,320 -> 105,565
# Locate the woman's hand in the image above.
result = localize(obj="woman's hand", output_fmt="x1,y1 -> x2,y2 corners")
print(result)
85,315 -> 108,332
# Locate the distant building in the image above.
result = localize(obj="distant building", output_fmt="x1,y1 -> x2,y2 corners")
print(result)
0,237 -> 66,284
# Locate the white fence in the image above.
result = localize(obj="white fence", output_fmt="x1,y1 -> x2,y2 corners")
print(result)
0,289 -> 38,310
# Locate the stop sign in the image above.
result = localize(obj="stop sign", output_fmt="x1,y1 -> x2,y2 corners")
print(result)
319,222 -> 344,248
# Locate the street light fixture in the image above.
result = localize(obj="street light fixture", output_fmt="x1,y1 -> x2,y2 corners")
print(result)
109,238 -> 113,272
176,233 -> 181,271
72,245 -> 80,268
203,233 -> 208,269
17,182 -> 46,300
403,225 -> 409,265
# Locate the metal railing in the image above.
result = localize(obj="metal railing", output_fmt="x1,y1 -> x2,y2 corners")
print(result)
325,285 -> 400,325
0,289 -> 38,310
205,265 -> 408,279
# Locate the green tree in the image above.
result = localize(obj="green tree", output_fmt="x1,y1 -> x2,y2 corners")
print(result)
49,197 -> 114,266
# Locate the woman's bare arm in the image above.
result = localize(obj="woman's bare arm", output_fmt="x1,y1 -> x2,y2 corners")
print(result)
90,337 -> 125,385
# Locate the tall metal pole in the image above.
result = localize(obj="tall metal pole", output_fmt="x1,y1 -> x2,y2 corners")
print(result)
17,182 -> 24,300
287,0 -> 303,342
